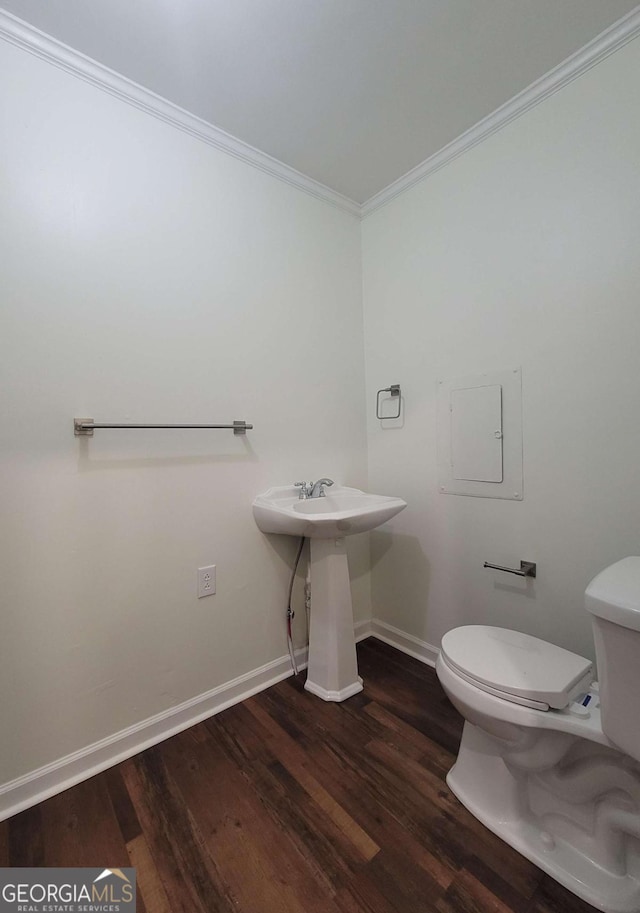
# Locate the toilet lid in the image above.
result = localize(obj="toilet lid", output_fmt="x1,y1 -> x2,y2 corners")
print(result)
440,626 -> 593,709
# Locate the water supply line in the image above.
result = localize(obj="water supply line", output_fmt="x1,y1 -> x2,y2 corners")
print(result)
286,608 -> 297,674
286,536 -> 306,675
305,561 -> 311,635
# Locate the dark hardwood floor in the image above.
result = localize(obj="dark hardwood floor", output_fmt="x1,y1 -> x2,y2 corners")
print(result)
0,638 -> 598,912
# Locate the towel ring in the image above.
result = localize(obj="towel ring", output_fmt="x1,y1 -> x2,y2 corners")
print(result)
376,384 -> 401,420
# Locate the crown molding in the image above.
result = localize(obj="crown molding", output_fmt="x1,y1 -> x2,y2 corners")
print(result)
362,5 -> 640,218
0,9 -> 361,218
2,5 -> 639,223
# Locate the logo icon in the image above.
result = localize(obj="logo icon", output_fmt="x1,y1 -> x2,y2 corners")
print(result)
94,869 -> 131,884
0,867 -> 136,912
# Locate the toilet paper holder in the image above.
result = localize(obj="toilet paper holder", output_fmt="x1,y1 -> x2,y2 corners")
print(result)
484,560 -> 537,578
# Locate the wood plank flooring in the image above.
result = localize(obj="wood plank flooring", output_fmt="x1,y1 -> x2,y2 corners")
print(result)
1,638 -> 599,912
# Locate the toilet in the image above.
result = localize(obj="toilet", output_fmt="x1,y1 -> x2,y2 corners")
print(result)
435,556 -> 640,913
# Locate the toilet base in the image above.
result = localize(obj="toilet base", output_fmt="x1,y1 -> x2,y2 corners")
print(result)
448,721 -> 640,913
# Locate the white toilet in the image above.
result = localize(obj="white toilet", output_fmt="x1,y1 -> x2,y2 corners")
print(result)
435,556 -> 640,913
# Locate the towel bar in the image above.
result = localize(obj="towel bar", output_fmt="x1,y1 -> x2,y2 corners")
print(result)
74,418 -> 253,436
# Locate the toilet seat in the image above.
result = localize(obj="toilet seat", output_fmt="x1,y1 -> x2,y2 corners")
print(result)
440,626 -> 593,710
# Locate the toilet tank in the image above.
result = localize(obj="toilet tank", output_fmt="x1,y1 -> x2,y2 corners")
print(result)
585,557 -> 640,762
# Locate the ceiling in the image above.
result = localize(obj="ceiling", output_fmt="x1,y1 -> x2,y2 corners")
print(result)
1,0 -> 638,203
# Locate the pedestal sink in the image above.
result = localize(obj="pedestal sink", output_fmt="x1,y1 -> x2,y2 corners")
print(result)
253,485 -> 407,701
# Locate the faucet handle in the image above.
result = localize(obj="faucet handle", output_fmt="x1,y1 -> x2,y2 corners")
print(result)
294,481 -> 311,499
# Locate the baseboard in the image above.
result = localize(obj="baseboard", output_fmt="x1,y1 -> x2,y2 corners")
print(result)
0,619 -> 436,822
304,676 -> 364,702
369,619 -> 440,667
0,648 -> 307,823
354,618 -> 374,642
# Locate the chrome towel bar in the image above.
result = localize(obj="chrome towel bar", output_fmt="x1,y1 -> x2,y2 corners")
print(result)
484,560 -> 537,578
74,418 -> 253,436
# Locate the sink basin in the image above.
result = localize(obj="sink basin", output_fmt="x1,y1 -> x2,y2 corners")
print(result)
253,485 -> 406,538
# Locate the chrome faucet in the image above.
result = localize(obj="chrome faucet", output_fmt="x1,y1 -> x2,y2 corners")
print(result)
310,478 -> 334,498
294,478 -> 334,499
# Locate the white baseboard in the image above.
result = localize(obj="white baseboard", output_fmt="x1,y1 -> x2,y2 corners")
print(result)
0,649 -> 306,823
0,620 -> 436,822
354,618 -> 374,642
304,676 -> 364,702
369,619 -> 440,667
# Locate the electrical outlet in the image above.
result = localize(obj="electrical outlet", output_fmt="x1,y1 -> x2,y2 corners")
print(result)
197,565 -> 216,598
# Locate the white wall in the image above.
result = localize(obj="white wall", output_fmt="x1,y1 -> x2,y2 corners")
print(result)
3,22 -> 640,795
362,36 -> 640,663
0,40 -> 368,785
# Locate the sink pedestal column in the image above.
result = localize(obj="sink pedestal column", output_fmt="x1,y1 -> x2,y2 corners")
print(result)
305,537 -> 363,702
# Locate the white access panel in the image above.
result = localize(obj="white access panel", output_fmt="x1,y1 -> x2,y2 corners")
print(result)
437,367 -> 523,500
451,384 -> 503,482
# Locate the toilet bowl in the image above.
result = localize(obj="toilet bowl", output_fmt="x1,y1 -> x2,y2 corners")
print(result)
435,557 -> 640,913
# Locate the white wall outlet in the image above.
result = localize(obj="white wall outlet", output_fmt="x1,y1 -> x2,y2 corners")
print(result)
197,565 -> 216,598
